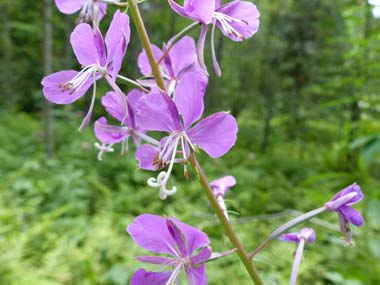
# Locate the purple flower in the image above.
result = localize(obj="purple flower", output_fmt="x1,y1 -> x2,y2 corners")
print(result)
210,175 -> 236,198
127,214 -> 211,285
138,36 -> 208,96
210,175 -> 236,220
42,10 -> 130,130
94,89 -> 147,160
279,228 -> 316,285
134,76 -> 238,199
55,0 -> 108,24
279,228 -> 316,244
168,0 -> 260,76
325,183 -> 364,246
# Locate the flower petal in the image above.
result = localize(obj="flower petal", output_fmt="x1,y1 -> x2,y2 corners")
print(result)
168,36 -> 197,76
168,0 -> 215,24
42,70 -> 94,104
196,24 -> 209,74
98,2 -> 107,21
216,0 -> 260,42
101,91 -> 127,122
338,206 -> 364,227
278,233 -> 300,243
130,268 -> 171,285
94,117 -> 129,144
330,184 -> 363,206
166,219 -> 188,257
186,264 -> 208,285
70,23 -> 102,66
210,175 -> 236,196
136,256 -> 175,266
127,214 -> 180,256
135,144 -> 159,170
187,112 -> 238,158
171,218 -> 210,254
175,71 -> 207,129
105,10 -> 130,76
299,228 -> 316,243
190,246 -> 212,265
54,0 -> 87,14
135,92 -> 182,132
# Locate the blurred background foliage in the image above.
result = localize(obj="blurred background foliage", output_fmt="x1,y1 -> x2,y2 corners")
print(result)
0,0 -> 380,284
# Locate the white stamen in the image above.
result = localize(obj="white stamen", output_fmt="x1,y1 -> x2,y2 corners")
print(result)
217,195 -> 229,220
94,142 -> 114,161
165,264 -> 183,285
60,64 -> 98,94
213,12 -> 247,40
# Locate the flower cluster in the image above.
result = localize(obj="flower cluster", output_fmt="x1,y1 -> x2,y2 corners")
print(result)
42,2 -> 366,285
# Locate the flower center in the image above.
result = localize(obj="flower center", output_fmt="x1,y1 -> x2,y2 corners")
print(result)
58,64 -> 99,94
213,12 -> 248,40
148,131 -> 196,199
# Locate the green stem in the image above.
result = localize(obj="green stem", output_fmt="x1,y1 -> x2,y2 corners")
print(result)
189,154 -> 263,285
127,0 -> 166,90
126,2 -> 262,283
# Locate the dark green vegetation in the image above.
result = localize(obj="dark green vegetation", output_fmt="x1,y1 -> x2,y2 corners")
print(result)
1,0 -> 380,284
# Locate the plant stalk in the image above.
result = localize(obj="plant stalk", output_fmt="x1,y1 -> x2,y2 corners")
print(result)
127,0 -> 166,90
126,2 -> 262,283
189,154 -> 263,285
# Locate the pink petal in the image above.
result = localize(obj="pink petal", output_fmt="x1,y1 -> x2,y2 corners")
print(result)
216,0 -> 260,42
135,144 -> 159,170
168,0 -> 215,24
187,112 -> 238,158
101,91 -> 127,122
105,10 -> 130,72
70,23 -> 102,66
186,264 -> 208,285
210,175 -> 236,196
41,70 -> 94,104
196,24 -> 209,74
130,269 -> 171,285
135,92 -> 182,132
171,218 -> 210,254
94,117 -> 129,144
168,36 -> 197,76
127,214 -> 179,256
175,71 -> 207,129
54,0 -> 87,14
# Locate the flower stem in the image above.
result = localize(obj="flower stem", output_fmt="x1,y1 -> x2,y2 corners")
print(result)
189,154 -> 263,285
290,239 -> 306,285
126,2 -> 262,283
127,0 -> 166,91
250,206 -> 326,258
116,74 -> 150,93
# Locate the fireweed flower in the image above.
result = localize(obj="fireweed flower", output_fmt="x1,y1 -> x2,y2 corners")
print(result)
138,36 -> 208,97
55,0 -> 109,25
168,0 -> 260,76
279,228 -> 316,285
127,214 -> 211,285
134,77 -> 238,199
42,10 -> 130,130
210,175 -> 236,219
324,183 -> 364,246
94,89 -> 154,160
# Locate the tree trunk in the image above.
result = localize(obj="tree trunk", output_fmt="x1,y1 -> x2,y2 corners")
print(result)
44,0 -> 54,158
1,0 -> 15,107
